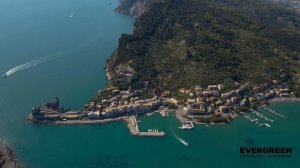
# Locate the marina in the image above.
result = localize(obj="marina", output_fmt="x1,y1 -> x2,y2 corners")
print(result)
125,116 -> 165,137
263,107 -> 287,118
259,109 -> 278,120
250,109 -> 274,123
179,121 -> 194,130
243,114 -> 271,127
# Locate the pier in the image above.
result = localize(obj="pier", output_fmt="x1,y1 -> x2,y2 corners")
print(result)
250,109 -> 274,122
125,116 -> 165,137
263,107 -> 287,118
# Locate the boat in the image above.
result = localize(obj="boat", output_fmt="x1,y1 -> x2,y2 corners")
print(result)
179,121 -> 194,130
175,135 -> 189,146
2,74 -> 7,79
146,112 -> 154,116
264,123 -> 271,127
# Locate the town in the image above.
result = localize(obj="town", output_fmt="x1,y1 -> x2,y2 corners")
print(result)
28,78 -> 296,135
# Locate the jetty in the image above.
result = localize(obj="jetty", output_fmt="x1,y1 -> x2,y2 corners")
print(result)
125,116 -> 165,137
263,107 -> 287,118
250,109 -> 274,122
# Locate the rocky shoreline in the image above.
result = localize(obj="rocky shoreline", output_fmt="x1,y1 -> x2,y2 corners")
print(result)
0,144 -> 23,168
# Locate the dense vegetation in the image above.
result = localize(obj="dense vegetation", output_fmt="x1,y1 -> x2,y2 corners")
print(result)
108,0 -> 300,95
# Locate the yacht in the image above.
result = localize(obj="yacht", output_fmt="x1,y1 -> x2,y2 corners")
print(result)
264,123 -> 271,127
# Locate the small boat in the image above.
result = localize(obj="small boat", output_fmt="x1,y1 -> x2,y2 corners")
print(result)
137,120 -> 141,123
175,135 -> 189,146
264,123 -> 271,127
146,112 -> 154,116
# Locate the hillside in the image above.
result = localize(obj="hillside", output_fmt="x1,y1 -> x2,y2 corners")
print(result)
106,0 -> 300,99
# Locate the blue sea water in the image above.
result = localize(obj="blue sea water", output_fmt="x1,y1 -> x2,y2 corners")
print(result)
0,0 -> 300,168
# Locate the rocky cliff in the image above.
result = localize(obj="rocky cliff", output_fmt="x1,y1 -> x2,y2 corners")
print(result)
0,144 -> 23,168
115,0 -> 163,18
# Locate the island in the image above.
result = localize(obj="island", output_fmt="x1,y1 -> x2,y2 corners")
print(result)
27,0 -> 300,136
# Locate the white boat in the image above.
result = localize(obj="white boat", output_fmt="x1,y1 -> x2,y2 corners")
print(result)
146,112 -> 154,116
179,121 -> 194,130
264,123 -> 271,127
175,136 -> 189,146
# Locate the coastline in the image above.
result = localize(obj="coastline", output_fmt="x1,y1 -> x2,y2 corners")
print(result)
268,97 -> 300,103
124,116 -> 165,136
27,114 -> 124,125
24,0 -> 300,133
0,144 -> 23,168
27,114 -> 166,136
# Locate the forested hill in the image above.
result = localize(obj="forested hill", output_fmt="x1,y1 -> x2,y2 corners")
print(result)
108,0 -> 300,96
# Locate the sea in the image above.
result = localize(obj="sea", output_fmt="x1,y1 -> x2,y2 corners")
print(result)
0,0 -> 300,168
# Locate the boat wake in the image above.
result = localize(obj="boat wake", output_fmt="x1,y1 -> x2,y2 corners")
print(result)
4,56 -> 53,78
175,135 -> 189,146
3,35 -> 106,79
69,12 -> 74,18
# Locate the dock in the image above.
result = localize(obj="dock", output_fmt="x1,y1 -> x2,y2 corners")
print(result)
125,116 -> 165,137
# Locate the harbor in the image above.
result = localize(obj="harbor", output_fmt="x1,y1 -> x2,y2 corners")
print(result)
124,116 -> 165,137
243,105 -> 290,128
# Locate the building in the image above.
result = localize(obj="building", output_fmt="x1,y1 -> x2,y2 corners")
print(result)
208,85 -> 218,91
219,106 -> 229,113
218,84 -> 225,90
187,102 -> 206,115
187,99 -> 196,104
221,92 -> 232,99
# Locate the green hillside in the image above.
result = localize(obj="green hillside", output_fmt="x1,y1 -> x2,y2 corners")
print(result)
107,0 -> 300,96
